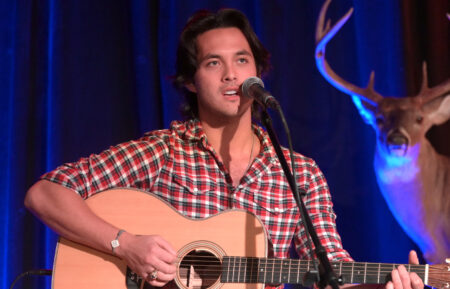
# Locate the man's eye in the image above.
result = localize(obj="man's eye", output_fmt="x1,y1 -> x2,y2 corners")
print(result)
238,58 -> 248,64
207,60 -> 219,66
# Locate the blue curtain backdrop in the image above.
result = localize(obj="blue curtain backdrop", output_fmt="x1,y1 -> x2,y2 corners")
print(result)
1,0 -> 448,288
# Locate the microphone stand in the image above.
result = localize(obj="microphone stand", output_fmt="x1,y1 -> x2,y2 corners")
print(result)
259,106 -> 342,289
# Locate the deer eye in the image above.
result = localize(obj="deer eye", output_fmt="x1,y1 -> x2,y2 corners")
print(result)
416,116 -> 423,124
375,116 -> 384,125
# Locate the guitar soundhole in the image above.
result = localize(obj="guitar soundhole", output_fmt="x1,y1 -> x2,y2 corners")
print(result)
178,249 -> 222,289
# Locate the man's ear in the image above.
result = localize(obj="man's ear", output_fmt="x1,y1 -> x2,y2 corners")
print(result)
185,82 -> 197,93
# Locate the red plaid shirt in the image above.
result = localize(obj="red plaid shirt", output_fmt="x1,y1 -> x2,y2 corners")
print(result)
42,119 -> 352,287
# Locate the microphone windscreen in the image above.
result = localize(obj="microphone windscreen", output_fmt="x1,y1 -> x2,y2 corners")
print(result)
242,77 -> 264,98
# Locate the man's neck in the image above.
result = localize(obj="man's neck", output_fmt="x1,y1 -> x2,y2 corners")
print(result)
203,115 -> 253,150
200,112 -> 258,186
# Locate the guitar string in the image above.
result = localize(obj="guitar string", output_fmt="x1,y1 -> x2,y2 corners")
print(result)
178,255 -> 430,268
173,267 -> 444,285
177,256 -> 428,271
173,272 -> 446,286
174,256 -> 436,278
176,258 -> 429,273
169,270 -> 439,281
172,260 -> 430,275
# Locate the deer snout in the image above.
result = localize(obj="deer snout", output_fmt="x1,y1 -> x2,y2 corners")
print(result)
386,129 -> 409,156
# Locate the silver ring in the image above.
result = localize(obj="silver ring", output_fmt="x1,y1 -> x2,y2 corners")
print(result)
149,270 -> 158,280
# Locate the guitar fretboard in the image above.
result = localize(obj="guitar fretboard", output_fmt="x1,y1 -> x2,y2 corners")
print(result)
221,257 -> 427,285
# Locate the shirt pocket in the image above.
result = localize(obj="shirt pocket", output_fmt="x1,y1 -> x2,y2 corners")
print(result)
251,190 -> 297,215
172,172 -> 217,195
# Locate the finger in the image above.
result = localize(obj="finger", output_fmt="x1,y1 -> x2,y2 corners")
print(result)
391,268 -> 403,289
386,281 -> 394,289
397,265 -> 412,289
151,258 -> 177,275
145,270 -> 175,287
408,251 -> 419,265
154,237 -> 177,259
147,278 -> 170,287
410,272 -> 424,289
150,270 -> 176,282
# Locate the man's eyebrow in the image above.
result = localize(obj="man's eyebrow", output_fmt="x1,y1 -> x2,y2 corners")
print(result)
200,53 -> 221,62
236,50 -> 253,56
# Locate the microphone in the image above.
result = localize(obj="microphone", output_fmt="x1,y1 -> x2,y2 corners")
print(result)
242,77 -> 279,109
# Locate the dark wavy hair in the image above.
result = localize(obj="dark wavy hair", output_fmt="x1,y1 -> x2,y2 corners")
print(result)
173,8 -> 271,119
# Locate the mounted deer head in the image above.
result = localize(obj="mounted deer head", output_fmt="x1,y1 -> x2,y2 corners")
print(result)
315,0 -> 450,263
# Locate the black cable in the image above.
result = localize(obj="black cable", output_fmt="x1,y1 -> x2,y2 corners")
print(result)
9,269 -> 52,289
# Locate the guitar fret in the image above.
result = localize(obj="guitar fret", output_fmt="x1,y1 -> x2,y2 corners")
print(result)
262,258 -> 268,283
238,257 -> 242,283
280,260 -> 288,283
230,257 -> 234,282
232,257 -> 235,282
288,259 -> 292,283
363,262 -> 367,283
255,258 -> 259,283
235,257 -> 239,282
233,256 -> 237,282
276,259 -> 281,284
244,258 -> 254,283
238,257 -> 242,282
351,262 -> 354,283
270,258 -> 275,283
377,263 -> 380,284
424,264 -> 428,285
243,257 -> 247,283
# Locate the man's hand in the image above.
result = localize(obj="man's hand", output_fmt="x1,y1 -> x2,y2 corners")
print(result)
386,251 -> 424,289
116,233 -> 177,287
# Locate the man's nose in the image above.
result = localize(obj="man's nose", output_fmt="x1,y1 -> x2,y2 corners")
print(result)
222,63 -> 237,82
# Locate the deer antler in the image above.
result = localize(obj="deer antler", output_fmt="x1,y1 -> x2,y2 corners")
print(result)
416,62 -> 450,103
315,0 -> 382,105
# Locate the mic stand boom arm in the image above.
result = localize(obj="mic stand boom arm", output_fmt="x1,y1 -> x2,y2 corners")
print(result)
259,107 -> 342,289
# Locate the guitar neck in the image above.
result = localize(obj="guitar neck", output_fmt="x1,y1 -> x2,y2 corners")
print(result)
222,257 -> 427,285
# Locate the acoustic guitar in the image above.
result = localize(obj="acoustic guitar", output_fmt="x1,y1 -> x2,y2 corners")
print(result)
52,188 -> 450,289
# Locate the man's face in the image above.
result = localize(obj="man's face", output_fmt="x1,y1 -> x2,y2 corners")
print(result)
186,27 -> 258,122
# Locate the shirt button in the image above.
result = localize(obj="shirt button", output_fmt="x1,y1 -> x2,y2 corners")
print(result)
193,188 -> 198,193
274,207 -> 280,212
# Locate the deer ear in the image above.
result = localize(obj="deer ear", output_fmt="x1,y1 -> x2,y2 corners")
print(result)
425,93 -> 450,125
351,95 -> 377,126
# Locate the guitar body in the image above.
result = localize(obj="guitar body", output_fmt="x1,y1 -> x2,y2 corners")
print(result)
51,188 -> 450,289
52,188 -> 268,289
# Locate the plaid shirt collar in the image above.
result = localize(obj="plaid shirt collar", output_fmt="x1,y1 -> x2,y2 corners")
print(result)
170,118 -> 280,180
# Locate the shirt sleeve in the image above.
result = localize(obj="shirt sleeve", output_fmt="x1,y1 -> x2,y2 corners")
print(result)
293,158 -> 353,262
41,135 -> 170,199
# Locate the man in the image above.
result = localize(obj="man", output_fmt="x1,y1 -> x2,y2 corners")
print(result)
25,8 -> 424,289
